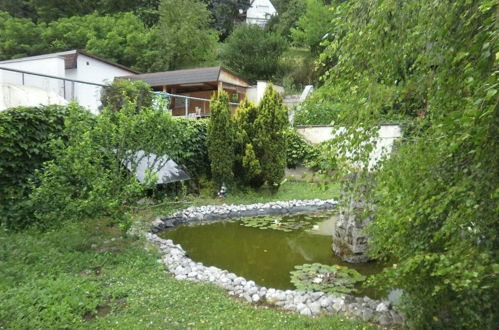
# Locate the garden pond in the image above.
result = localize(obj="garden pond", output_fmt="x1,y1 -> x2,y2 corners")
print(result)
160,212 -> 387,298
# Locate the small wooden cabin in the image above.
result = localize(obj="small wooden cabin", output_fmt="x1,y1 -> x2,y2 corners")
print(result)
121,66 -> 250,117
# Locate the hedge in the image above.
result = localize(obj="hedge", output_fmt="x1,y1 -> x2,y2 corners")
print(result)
0,105 -> 72,229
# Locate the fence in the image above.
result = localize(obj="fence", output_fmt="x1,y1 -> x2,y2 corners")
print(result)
154,92 -> 240,118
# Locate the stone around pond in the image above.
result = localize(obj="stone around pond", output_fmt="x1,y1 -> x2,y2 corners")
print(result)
145,200 -> 405,326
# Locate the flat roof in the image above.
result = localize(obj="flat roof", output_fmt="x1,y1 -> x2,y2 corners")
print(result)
120,66 -> 249,88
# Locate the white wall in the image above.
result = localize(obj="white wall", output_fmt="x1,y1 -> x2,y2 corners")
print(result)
65,54 -> 133,113
246,0 -> 277,27
296,124 -> 402,170
246,81 -> 284,104
0,57 -> 65,98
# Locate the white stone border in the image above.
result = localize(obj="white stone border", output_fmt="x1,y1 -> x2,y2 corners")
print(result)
147,199 -> 403,326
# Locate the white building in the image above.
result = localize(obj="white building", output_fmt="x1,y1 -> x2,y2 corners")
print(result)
246,0 -> 277,27
0,50 -> 138,113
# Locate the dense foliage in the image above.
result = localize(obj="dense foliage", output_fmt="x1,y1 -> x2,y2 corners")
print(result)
234,100 -> 262,186
284,129 -> 318,169
30,102 -> 184,231
173,118 -> 210,179
233,86 -> 289,189
158,0 -> 218,70
101,79 -> 153,112
0,12 -> 161,72
291,0 -> 335,54
203,0 -> 250,40
313,0 -> 498,328
0,0 -> 219,72
266,0 -> 306,41
207,91 -> 235,184
0,105 -> 70,229
0,0 -> 161,24
220,24 -> 288,83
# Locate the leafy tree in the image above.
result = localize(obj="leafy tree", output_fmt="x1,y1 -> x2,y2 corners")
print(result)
43,12 -> 162,72
0,12 -> 163,72
27,0 -> 100,22
0,0 -> 36,20
266,0 -> 306,40
30,101 -> 184,231
203,0 -> 250,40
207,91 -> 235,184
220,23 -> 288,83
158,0 -> 218,70
314,0 -> 498,328
254,84 -> 288,188
0,12 -> 44,59
0,0 -> 161,25
291,0 -> 335,54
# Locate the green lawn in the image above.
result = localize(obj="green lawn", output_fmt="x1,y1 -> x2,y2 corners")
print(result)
192,180 -> 339,206
0,182 -> 370,329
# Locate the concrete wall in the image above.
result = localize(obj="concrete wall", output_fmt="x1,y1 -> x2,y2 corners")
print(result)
0,83 -> 68,111
296,125 -> 402,170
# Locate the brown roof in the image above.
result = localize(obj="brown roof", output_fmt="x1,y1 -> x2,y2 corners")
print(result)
120,66 -> 249,87
0,50 -> 139,74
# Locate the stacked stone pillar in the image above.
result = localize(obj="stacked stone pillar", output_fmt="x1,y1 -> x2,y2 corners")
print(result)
332,176 -> 374,263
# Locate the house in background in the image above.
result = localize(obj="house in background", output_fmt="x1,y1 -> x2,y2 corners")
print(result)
0,50 -> 138,113
246,0 -> 277,27
121,66 -> 250,117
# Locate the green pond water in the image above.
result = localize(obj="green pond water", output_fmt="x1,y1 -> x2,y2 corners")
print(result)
160,212 -> 386,298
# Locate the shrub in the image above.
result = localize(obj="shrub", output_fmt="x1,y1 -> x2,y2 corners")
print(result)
100,79 -> 153,112
294,98 -> 353,126
234,99 -> 264,187
0,105 -> 74,230
285,129 -> 319,168
220,24 -> 288,83
206,91 -> 235,185
30,101 -> 184,231
173,118 -> 210,178
254,84 -> 289,188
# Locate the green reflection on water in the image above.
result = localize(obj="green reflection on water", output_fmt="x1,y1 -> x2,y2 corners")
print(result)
160,213 -> 385,298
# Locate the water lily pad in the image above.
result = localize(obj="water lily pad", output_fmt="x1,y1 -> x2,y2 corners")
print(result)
239,215 -> 314,232
290,263 -> 366,295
